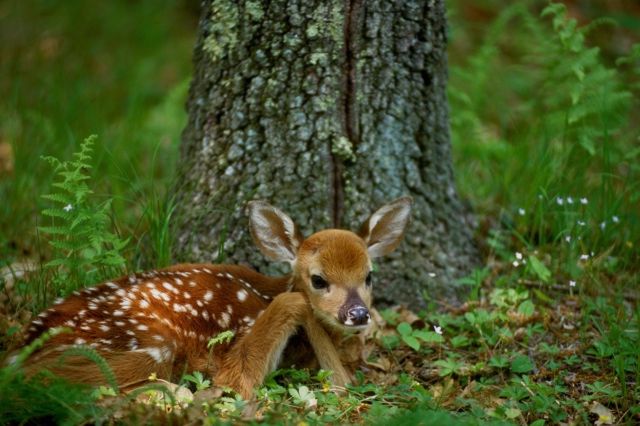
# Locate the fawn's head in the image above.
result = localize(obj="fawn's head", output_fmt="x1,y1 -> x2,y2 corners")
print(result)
247,197 -> 412,332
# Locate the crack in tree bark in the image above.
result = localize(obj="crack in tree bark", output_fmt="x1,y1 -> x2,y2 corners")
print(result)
332,0 -> 362,228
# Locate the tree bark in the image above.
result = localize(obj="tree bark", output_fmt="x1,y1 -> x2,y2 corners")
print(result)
175,0 -> 479,309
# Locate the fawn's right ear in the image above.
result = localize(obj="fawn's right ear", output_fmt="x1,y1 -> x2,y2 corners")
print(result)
247,201 -> 304,264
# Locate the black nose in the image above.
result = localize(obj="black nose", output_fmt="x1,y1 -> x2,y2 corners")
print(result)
347,306 -> 370,326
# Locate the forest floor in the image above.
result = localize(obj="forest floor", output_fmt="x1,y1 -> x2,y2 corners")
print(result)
1,0 -> 639,424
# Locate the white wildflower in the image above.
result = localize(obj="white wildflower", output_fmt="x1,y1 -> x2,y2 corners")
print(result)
556,197 -> 564,205
512,260 -> 520,267
428,272 -> 436,278
612,216 -> 619,223
580,254 -> 589,261
515,252 -> 523,260
569,280 -> 576,287
580,198 -> 588,205
63,204 -> 73,212
565,235 -> 571,243
518,208 -> 525,216
600,221 -> 606,230
567,197 -> 574,204
434,325 -> 443,335
577,220 -> 586,226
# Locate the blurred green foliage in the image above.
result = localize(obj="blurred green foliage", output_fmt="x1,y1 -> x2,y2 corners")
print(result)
0,0 -> 195,267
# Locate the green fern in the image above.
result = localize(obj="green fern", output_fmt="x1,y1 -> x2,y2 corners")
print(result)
58,345 -> 119,393
39,135 -> 129,296
449,1 -> 637,258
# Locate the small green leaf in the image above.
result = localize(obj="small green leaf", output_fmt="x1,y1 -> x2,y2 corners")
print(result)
450,335 -> 470,348
489,355 -> 510,369
401,335 -> 420,351
397,322 -> 412,336
505,407 -> 522,419
413,330 -> 444,344
511,355 -> 535,373
517,300 -> 535,317
528,255 -> 551,283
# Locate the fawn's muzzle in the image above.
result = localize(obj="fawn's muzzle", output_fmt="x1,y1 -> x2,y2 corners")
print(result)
346,306 -> 370,326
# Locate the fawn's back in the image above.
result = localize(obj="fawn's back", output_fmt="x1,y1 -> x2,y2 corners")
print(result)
18,264 -> 289,385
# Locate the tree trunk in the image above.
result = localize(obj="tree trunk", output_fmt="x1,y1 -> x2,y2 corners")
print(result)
175,0 -> 479,309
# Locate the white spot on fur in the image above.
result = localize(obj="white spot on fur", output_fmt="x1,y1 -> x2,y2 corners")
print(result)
237,289 -> 248,302
106,282 -> 119,289
140,299 -> 150,309
162,282 -> 177,294
99,324 -> 110,332
137,324 -> 148,331
113,310 -> 124,316
204,291 -> 213,302
74,338 -> 86,345
218,312 -> 230,328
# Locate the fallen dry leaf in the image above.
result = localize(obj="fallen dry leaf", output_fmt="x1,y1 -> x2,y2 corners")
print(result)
590,401 -> 614,425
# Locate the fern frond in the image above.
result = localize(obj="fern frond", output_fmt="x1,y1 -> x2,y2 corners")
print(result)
58,346 -> 119,393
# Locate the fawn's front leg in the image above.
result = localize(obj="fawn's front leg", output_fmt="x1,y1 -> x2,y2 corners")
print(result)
214,291 -> 348,399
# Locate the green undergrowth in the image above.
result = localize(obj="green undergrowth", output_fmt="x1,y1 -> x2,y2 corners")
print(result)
449,1 -> 640,268
0,0 -> 638,424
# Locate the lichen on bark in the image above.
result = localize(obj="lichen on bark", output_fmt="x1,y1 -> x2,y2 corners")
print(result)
176,0 -> 479,309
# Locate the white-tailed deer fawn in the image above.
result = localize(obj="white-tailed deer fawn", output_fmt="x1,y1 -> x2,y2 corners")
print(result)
10,197 -> 412,399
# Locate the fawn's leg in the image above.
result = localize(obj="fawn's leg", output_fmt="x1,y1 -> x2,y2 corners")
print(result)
302,318 -> 351,389
214,292 -> 348,399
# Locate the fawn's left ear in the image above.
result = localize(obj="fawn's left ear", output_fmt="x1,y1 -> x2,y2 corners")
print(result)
247,201 -> 304,264
359,197 -> 413,258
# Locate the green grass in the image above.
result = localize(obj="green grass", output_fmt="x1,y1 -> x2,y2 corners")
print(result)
0,0 -> 194,266
0,0 -> 639,424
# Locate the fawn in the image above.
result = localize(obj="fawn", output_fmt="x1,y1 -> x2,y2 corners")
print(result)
11,197 -> 412,399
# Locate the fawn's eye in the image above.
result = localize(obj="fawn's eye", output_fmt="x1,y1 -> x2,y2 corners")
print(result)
365,272 -> 372,287
311,275 -> 329,290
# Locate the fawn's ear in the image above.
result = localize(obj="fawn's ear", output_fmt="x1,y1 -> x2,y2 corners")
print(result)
359,197 -> 413,258
247,201 -> 304,263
